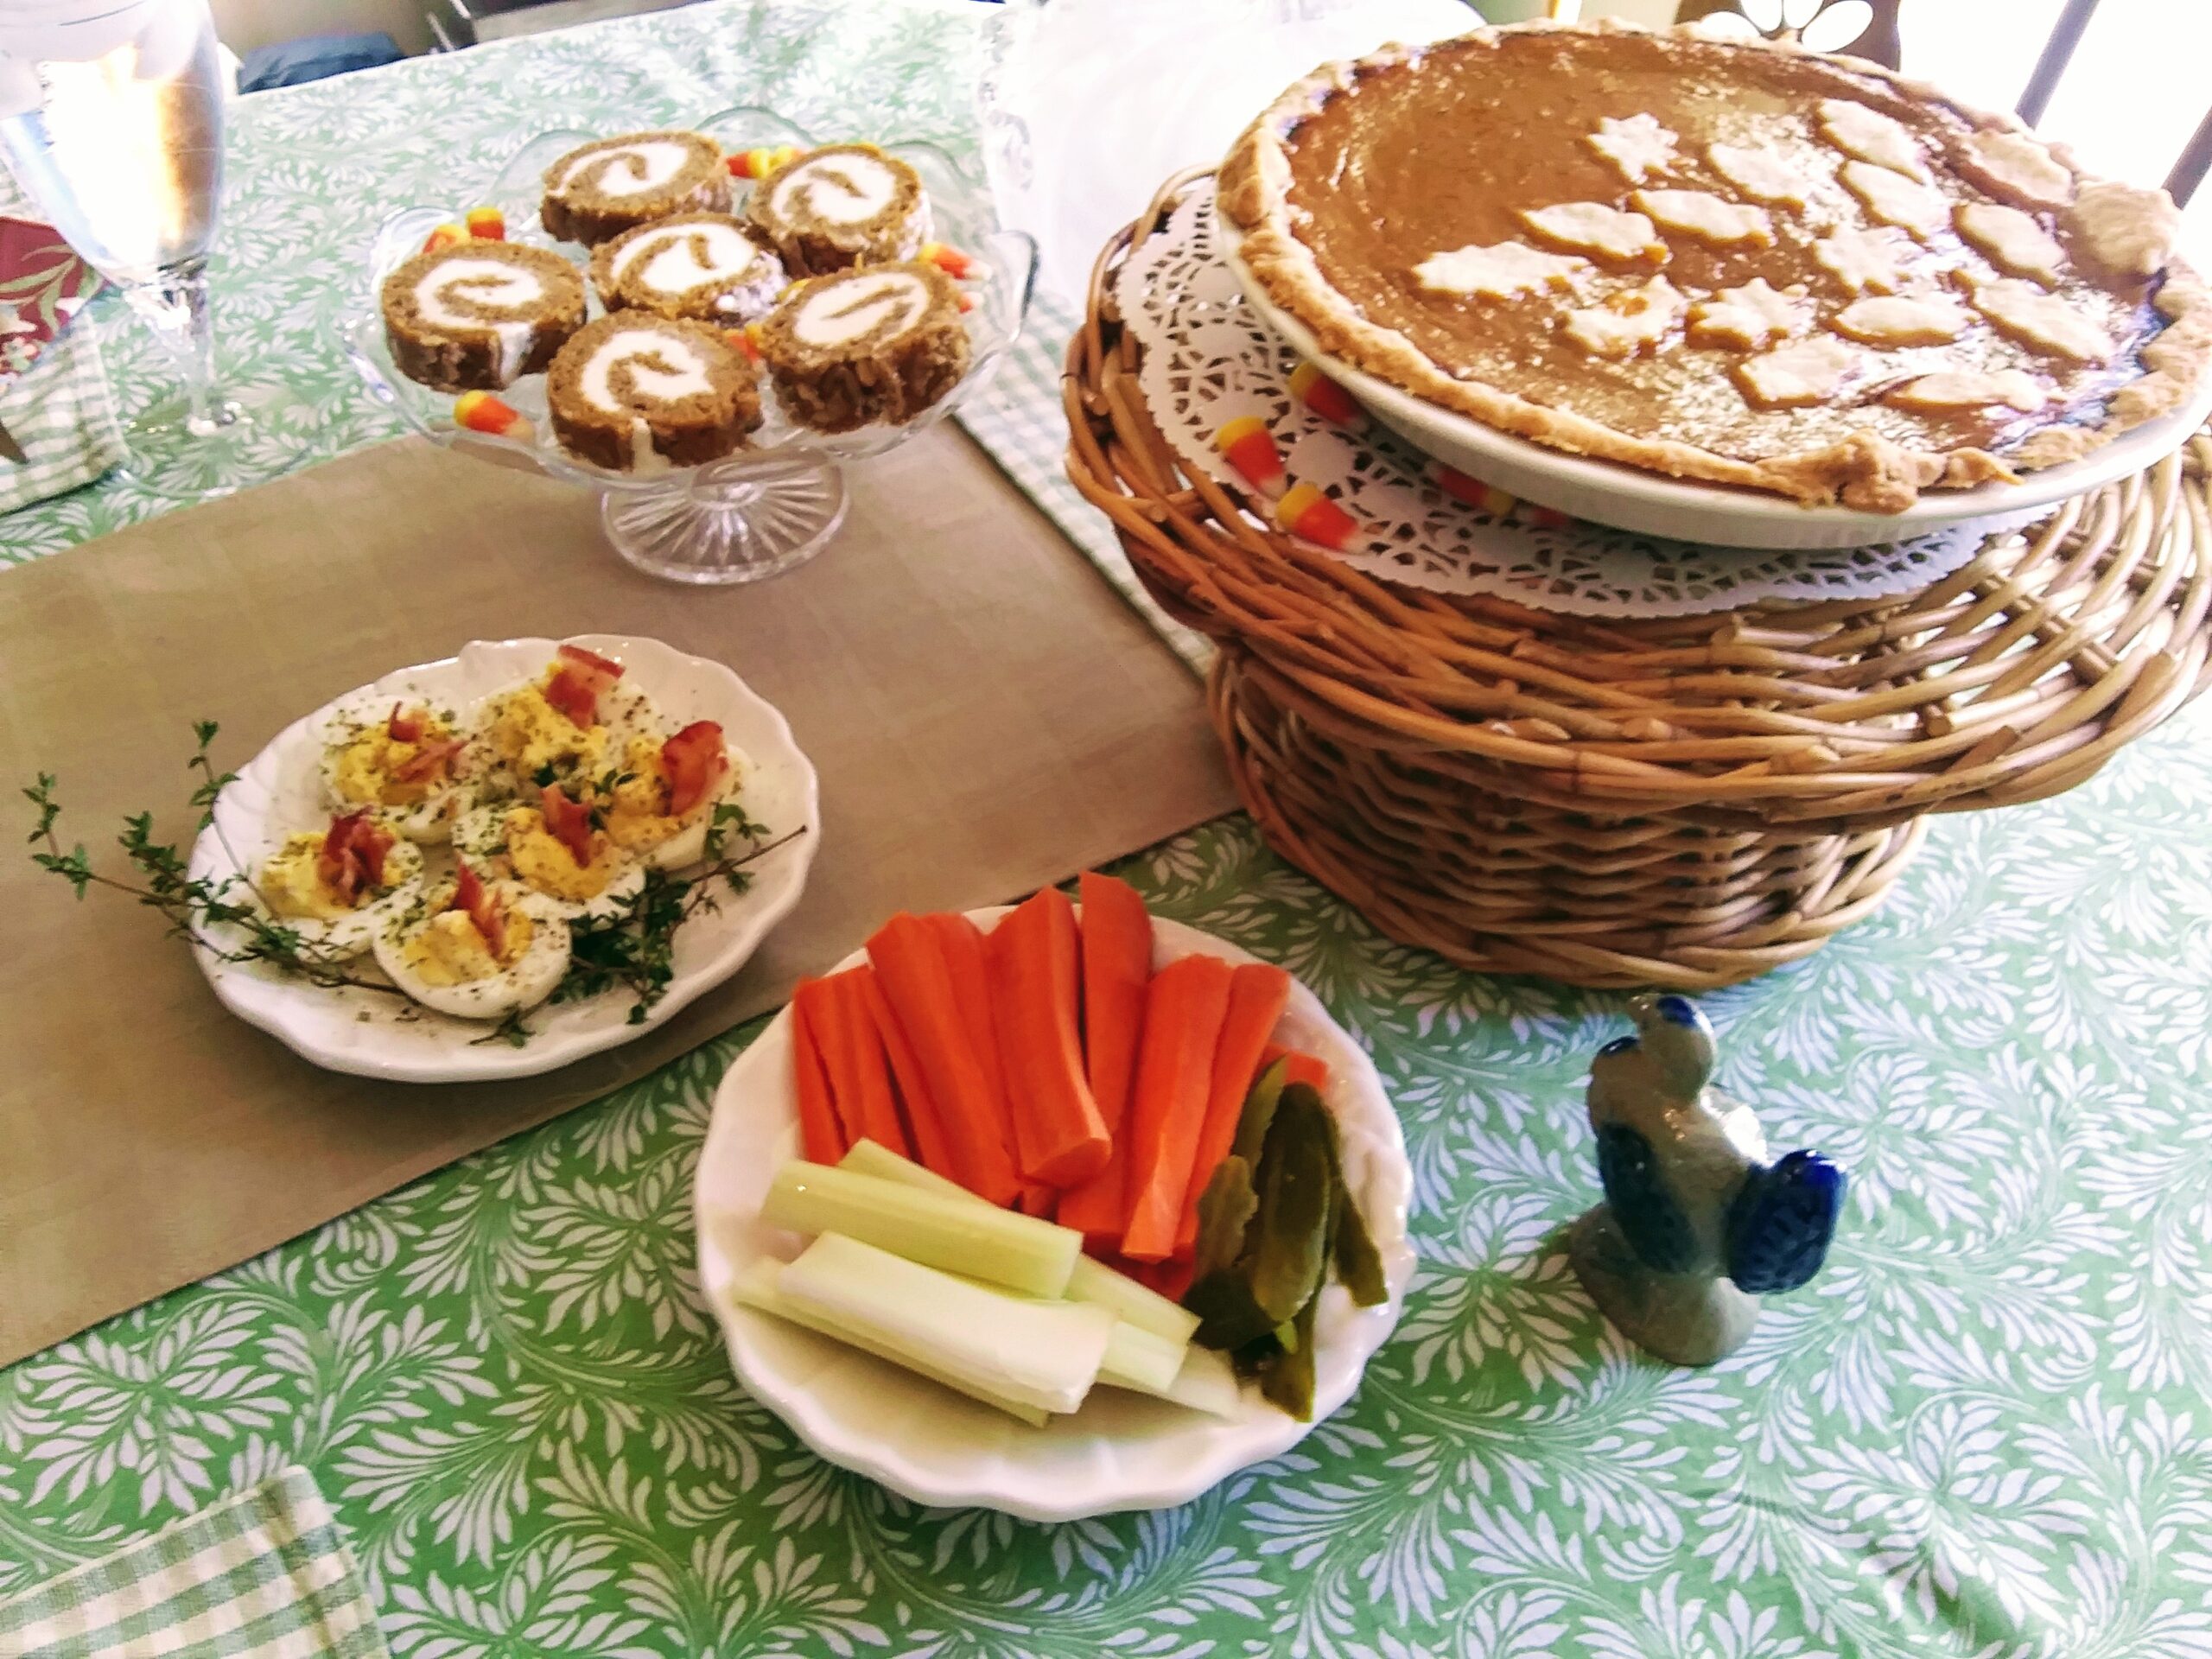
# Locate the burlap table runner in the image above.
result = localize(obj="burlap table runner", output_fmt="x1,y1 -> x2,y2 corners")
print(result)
0,432 -> 1233,1364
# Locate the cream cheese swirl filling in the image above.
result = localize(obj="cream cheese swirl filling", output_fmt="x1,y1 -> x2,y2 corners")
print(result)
556,138 -> 694,199
578,327 -> 715,410
790,270 -> 931,347
415,256 -> 546,384
770,151 -> 899,226
610,219 -> 766,293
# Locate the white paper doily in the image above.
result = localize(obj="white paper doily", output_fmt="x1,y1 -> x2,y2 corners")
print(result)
1118,182 -> 2051,619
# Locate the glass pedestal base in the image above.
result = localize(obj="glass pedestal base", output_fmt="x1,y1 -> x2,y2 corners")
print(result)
601,455 -> 849,585
97,290 -> 315,505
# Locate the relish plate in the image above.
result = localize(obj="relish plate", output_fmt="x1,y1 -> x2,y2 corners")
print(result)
695,907 -> 1414,1521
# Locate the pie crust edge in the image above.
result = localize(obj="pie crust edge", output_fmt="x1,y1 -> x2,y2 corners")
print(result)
1217,18 -> 2212,513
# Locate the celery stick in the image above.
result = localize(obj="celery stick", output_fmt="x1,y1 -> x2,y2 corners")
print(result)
1100,1319 -> 1187,1395
764,1162 -> 1080,1299
1095,1339 -> 1244,1420
778,1234 -> 1114,1414
1065,1255 -> 1202,1347
837,1141 -> 1201,1344
728,1261 -> 1049,1427
1160,1346 -> 1243,1420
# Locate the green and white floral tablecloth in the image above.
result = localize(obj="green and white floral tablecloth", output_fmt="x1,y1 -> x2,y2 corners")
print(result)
7,2 -> 2212,1655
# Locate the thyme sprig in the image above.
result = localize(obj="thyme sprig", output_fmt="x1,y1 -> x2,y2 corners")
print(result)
24,722 -> 404,997
30,724 -> 809,1046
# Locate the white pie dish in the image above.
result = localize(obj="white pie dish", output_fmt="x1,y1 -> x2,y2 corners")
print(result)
1221,218 -> 2212,550
185,633 -> 818,1083
694,906 -> 1414,1521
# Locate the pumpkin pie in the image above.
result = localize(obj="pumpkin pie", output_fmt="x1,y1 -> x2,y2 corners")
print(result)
1218,19 -> 2212,512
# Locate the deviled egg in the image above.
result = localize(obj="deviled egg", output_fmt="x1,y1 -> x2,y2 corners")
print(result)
321,696 -> 477,842
254,810 -> 426,959
595,719 -> 753,871
450,782 -> 647,922
372,863 -> 571,1020
473,643 -> 665,800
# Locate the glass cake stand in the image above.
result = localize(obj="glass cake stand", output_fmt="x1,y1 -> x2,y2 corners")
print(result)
341,107 -> 1037,585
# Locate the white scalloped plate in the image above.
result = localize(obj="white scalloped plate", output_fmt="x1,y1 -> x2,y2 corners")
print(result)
184,634 -> 818,1083
1220,219 -> 2212,550
694,908 -> 1414,1521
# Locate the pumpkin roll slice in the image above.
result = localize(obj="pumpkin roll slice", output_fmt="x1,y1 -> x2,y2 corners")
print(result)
591,213 -> 788,324
755,261 -> 969,432
380,240 -> 585,392
747,143 -> 930,276
545,315 -> 763,473
540,130 -> 728,246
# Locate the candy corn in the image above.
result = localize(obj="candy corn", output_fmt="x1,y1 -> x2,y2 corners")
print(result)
1288,360 -> 1363,427
454,391 -> 532,441
1214,415 -> 1286,496
957,292 -> 976,314
1429,461 -> 1578,529
1275,482 -> 1363,550
724,323 -> 765,363
919,241 -> 974,280
728,143 -> 801,180
421,221 -> 469,254
1430,461 -> 1516,515
464,206 -> 506,241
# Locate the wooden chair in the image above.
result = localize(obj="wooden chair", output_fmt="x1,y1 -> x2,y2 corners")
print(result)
1658,0 -> 2211,207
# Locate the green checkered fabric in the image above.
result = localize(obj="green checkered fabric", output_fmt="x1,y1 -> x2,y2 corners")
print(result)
0,1468 -> 386,1659
0,321 -> 121,518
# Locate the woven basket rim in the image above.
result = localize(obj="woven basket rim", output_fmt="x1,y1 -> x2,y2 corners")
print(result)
1065,169 -> 2212,835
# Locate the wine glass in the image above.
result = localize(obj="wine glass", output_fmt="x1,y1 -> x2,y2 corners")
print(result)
0,0 -> 296,499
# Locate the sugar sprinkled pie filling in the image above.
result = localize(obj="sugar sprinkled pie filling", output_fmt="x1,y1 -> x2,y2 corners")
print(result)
1220,20 -> 2212,512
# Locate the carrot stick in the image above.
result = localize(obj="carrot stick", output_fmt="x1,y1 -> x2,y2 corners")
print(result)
977,919 -> 1055,1215
989,891 -> 1111,1186
1058,873 -> 1154,1243
1260,1042 -> 1331,1093
790,979 -> 847,1165
1175,963 -> 1294,1258
1077,872 -> 1151,1128
867,913 -> 1022,1206
1133,1256 -> 1195,1302
820,969 -> 910,1160
1120,953 -> 1236,1262
860,969 -> 958,1181
924,912 -> 1027,1193
1017,1185 -> 1058,1220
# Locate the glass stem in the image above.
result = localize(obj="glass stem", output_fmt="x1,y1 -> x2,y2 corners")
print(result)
124,260 -> 232,435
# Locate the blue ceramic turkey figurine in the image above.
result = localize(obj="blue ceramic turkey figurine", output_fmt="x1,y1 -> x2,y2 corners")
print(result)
1569,994 -> 1846,1365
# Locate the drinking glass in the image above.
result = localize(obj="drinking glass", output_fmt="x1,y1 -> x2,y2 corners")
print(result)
0,0 -> 291,499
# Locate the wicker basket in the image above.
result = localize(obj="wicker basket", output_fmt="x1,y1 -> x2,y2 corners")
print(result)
1065,174 -> 2212,989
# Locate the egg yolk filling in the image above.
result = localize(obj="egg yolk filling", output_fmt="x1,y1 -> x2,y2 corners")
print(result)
402,904 -> 535,985
600,738 -> 683,854
504,805 -> 621,900
330,721 -> 460,807
263,833 -> 359,918
486,682 -> 607,782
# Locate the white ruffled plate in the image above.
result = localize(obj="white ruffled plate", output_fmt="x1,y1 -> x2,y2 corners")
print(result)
185,634 -> 818,1083
694,908 -> 1414,1521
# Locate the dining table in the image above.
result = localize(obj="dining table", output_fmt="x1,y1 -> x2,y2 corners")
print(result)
5,1 -> 2212,1655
